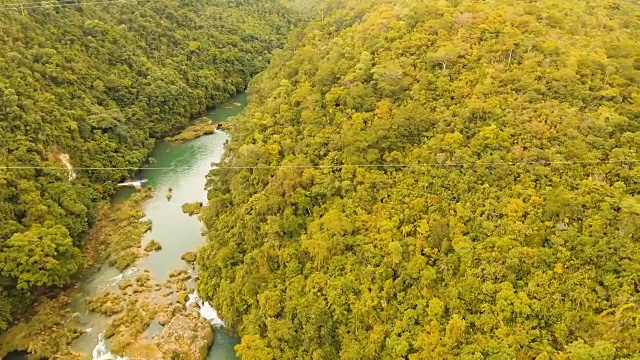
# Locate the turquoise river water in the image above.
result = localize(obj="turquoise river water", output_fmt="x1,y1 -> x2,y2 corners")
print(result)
68,93 -> 248,360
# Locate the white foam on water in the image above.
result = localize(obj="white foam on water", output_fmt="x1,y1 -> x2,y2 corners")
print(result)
186,291 -> 225,327
108,267 -> 139,287
200,301 -> 225,327
92,332 -> 129,360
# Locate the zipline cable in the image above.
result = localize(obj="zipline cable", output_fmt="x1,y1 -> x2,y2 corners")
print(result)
0,0 -> 138,10
0,159 -> 638,171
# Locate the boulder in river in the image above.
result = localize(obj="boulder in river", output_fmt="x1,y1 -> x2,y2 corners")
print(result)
157,311 -> 213,360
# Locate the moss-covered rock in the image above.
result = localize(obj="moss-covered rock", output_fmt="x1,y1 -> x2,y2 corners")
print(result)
217,122 -> 233,130
181,251 -> 197,264
106,299 -> 157,353
144,240 -> 162,252
156,304 -> 181,326
136,274 -> 152,288
176,292 -> 189,305
175,282 -> 187,292
165,118 -> 217,142
169,269 -> 187,278
86,293 -> 126,316
109,249 -> 139,271
181,202 -> 203,216
120,343 -> 164,359
118,279 -> 133,291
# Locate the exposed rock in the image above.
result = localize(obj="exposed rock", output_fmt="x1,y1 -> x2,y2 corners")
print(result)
144,239 -> 162,252
86,292 -> 126,316
157,312 -> 213,360
555,222 -> 569,231
165,118 -> 216,142
156,304 -> 183,326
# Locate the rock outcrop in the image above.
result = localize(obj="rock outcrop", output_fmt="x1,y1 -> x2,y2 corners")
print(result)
156,311 -> 213,360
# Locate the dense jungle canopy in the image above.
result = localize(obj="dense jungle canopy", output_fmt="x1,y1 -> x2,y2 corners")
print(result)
198,0 -> 640,358
0,0 -> 298,329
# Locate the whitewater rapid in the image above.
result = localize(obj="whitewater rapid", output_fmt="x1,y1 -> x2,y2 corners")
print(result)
91,291 -> 225,359
92,332 -> 128,360
186,291 -> 226,327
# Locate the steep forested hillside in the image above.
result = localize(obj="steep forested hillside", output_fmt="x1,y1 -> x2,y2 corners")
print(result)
198,0 -> 640,358
0,0 -> 296,329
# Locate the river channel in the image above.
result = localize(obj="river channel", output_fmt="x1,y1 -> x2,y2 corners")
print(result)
69,93 -> 248,359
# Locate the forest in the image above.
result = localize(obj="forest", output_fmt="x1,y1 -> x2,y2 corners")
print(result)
198,0 -> 640,358
0,0 -> 298,330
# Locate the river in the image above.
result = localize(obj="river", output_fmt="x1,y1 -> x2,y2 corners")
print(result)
69,93 -> 248,359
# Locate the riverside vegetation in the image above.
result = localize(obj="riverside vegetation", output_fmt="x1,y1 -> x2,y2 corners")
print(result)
0,0 -> 299,330
0,190 -> 152,358
197,0 -> 640,359
0,184 -> 215,358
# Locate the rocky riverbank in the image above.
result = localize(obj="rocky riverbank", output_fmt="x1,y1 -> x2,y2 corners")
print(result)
0,190 -> 152,359
84,268 -> 214,359
165,117 -> 218,143
0,189 -> 214,360
165,118 -> 234,143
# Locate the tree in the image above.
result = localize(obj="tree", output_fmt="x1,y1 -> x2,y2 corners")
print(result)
0,223 -> 81,290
